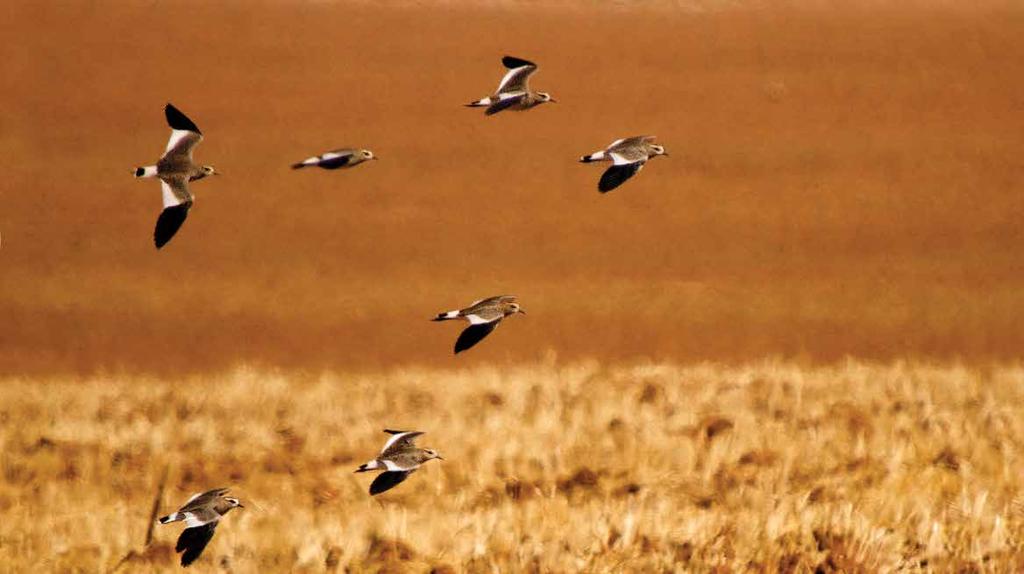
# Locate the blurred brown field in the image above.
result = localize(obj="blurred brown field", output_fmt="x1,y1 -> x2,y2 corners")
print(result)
2,0 -> 1024,374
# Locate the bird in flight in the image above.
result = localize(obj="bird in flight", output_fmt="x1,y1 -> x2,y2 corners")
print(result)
433,295 -> 525,354
291,148 -> 377,170
133,103 -> 219,248
580,136 -> 668,193
355,430 -> 443,495
158,487 -> 243,567
466,56 -> 556,116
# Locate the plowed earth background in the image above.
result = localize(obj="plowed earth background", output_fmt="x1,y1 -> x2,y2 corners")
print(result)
3,1 -> 1023,374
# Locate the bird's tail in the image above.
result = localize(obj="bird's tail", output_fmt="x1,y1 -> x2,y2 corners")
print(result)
134,165 -> 158,178
465,97 -> 492,108
432,310 -> 461,321
579,151 -> 606,163
355,459 -> 380,473
158,512 -> 181,524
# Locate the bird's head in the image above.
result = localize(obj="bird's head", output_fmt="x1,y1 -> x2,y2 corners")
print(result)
538,92 -> 557,104
423,448 -> 444,462
223,497 -> 244,512
650,144 -> 668,158
191,165 -> 220,182
361,150 -> 378,161
506,302 -> 526,317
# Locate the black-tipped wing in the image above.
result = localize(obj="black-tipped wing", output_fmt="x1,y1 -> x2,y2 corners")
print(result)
314,155 -> 353,169
179,488 -> 230,513
165,103 -> 202,135
467,295 -> 517,310
154,203 -> 191,249
496,56 -> 538,94
370,471 -> 411,495
502,56 -> 536,69
380,430 -> 425,457
454,322 -> 498,354
485,94 -> 526,116
162,104 -> 203,160
599,162 -> 645,193
608,135 -> 655,152
176,522 -> 217,567
293,149 -> 357,170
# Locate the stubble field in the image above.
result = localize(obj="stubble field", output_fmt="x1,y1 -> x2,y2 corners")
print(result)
2,362 -> 1023,571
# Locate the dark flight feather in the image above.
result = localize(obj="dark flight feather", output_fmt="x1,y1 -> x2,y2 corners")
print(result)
176,523 -> 217,567
502,56 -> 536,69
314,155 -> 352,170
598,162 -> 644,193
154,203 -> 191,249
370,471 -> 411,495
485,94 -> 525,116
165,103 -> 202,135
454,322 -> 498,354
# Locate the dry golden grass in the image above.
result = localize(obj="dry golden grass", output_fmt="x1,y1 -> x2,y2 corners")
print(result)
2,360 -> 1023,572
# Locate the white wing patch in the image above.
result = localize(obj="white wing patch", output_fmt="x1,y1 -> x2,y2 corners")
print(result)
161,181 -> 185,208
497,66 -> 531,93
380,432 -> 414,454
165,129 -> 193,153
464,314 -> 493,325
158,181 -> 191,207
183,512 -> 219,528
610,152 -> 632,166
382,460 -> 414,472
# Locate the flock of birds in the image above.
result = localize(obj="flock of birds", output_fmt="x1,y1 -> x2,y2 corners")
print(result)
134,56 -> 667,248
140,55 -> 665,567
158,430 -> 439,566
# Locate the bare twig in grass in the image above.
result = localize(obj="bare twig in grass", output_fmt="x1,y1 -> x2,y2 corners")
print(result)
144,465 -> 169,547
110,465 -> 169,572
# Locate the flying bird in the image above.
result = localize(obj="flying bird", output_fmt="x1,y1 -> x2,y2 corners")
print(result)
432,295 -> 525,354
579,136 -> 668,193
133,103 -> 219,248
355,430 -> 443,495
158,488 -> 243,567
466,56 -> 556,116
291,148 -> 377,170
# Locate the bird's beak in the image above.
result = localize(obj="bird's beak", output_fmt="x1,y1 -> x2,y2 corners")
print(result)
519,309 -> 526,316
663,152 -> 670,158
238,503 -> 245,509
550,98 -> 558,103
437,455 -> 445,461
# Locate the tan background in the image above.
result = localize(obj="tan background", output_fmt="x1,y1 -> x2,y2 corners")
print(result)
3,1 -> 1023,374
